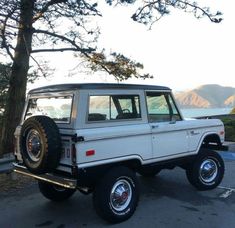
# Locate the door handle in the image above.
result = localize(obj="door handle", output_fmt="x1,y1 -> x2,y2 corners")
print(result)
190,130 -> 200,135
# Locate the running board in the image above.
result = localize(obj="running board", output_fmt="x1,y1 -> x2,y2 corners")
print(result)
13,163 -> 77,189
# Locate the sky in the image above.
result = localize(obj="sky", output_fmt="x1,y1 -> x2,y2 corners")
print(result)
30,0 -> 235,92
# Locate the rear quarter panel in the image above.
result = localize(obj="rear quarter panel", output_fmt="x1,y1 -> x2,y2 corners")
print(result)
75,124 -> 152,168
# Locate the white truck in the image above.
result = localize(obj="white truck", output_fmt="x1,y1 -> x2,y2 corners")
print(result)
13,83 -> 227,223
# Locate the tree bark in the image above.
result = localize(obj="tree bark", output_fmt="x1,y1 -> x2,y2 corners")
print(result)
0,0 -> 34,157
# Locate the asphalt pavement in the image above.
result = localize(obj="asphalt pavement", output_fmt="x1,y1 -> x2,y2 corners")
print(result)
0,153 -> 234,228
0,154 -> 14,174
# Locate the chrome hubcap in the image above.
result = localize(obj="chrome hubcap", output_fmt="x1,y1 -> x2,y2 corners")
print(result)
199,159 -> 218,183
110,179 -> 132,211
26,129 -> 42,162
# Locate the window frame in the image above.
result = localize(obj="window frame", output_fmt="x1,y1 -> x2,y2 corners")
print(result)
86,94 -> 142,123
145,91 -> 182,123
24,94 -> 74,124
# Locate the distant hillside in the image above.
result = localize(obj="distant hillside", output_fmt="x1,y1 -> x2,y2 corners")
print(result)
225,95 -> 235,106
175,84 -> 235,108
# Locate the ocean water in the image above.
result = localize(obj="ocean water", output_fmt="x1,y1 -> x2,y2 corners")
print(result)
181,108 -> 232,118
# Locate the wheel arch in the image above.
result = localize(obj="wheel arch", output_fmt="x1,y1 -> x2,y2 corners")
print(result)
120,158 -> 142,171
77,158 -> 142,188
197,132 -> 222,153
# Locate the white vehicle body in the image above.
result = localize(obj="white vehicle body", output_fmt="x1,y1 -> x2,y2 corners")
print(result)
15,84 -> 225,170
14,84 -> 225,173
13,83 -> 226,223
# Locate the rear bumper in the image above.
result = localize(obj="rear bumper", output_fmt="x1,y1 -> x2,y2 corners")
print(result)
13,163 -> 77,189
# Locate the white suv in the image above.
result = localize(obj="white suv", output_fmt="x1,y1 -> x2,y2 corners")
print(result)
14,83 -> 226,223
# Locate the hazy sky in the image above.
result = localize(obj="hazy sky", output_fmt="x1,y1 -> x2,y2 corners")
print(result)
31,0 -> 235,92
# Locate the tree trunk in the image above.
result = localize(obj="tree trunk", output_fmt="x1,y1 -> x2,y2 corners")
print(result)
0,0 -> 35,157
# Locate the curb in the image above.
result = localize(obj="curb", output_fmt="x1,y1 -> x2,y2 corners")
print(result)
229,144 -> 235,152
224,142 -> 235,153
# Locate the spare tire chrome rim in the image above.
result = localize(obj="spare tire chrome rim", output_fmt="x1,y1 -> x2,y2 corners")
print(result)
110,179 -> 132,211
26,129 -> 42,162
199,159 -> 218,183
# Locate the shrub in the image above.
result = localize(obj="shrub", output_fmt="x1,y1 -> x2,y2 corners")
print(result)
221,118 -> 235,142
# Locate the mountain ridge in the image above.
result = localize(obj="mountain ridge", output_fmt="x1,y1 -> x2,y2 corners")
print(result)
174,84 -> 235,108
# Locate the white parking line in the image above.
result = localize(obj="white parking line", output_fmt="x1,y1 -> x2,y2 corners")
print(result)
218,186 -> 235,198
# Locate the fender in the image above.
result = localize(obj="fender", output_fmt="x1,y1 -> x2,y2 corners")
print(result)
195,131 -> 225,154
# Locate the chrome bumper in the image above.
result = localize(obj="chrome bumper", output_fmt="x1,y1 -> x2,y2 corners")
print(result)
13,163 -> 77,189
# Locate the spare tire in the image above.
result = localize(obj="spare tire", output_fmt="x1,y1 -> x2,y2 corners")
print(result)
20,115 -> 62,174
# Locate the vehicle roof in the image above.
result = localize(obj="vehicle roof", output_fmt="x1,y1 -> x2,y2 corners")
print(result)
28,83 -> 171,94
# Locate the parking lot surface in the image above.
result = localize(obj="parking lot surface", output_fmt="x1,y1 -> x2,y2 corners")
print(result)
0,152 -> 234,228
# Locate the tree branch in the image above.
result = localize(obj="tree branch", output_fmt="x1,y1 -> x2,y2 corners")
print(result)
132,0 -> 222,24
176,0 -> 222,23
80,52 -> 153,81
33,29 -> 95,53
0,10 -> 15,61
132,0 -> 160,21
31,47 -> 87,53
33,0 -> 67,22
30,55 -> 47,78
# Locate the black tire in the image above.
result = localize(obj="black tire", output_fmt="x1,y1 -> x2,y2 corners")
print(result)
93,166 -> 139,223
38,181 -> 76,202
186,149 -> 224,191
20,115 -> 62,174
138,167 -> 161,177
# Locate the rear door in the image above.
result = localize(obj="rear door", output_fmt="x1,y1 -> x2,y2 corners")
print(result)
146,91 -> 189,159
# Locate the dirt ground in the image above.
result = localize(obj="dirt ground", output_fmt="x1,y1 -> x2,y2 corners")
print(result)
0,173 -> 36,197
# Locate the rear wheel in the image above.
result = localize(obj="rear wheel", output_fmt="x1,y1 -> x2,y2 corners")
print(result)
38,181 -> 76,202
186,149 -> 224,191
93,166 -> 139,223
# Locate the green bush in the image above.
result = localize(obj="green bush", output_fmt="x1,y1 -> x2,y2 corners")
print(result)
0,115 -> 2,144
221,118 -> 235,142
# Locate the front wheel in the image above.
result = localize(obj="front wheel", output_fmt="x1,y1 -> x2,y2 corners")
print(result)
38,181 -> 76,201
186,150 -> 224,191
93,166 -> 139,223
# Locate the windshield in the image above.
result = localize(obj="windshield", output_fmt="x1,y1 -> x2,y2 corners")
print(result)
25,96 -> 73,123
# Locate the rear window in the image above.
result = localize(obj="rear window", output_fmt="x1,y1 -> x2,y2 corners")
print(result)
88,95 -> 141,122
25,96 -> 73,123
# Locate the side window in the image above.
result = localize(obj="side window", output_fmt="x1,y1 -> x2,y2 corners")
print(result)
88,96 -> 110,121
88,95 -> 141,122
146,92 -> 181,122
112,95 -> 141,120
168,95 -> 180,116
